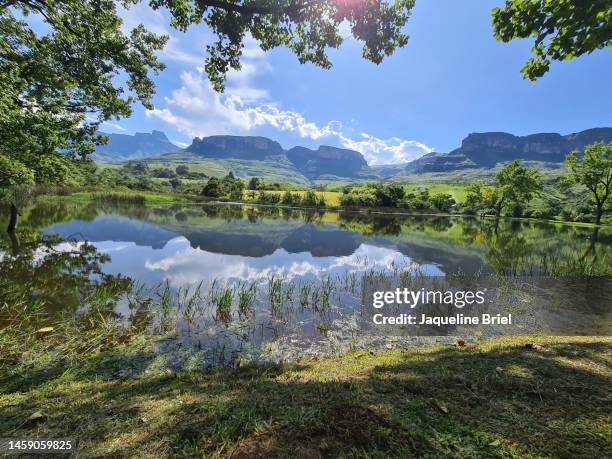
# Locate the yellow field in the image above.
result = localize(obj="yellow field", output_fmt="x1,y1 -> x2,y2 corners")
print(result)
241,190 -> 343,207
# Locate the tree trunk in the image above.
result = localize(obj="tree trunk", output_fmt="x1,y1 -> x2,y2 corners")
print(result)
495,200 -> 503,219
7,203 -> 19,233
8,230 -> 20,255
595,203 -> 603,225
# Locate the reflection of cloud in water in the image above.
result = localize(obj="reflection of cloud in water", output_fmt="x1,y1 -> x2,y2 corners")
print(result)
92,237 -> 442,288
30,241 -> 86,265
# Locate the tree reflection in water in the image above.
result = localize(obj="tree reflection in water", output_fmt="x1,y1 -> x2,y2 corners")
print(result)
0,228 -> 133,327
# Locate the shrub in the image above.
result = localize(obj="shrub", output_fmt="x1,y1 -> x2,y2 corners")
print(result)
175,165 -> 189,176
532,208 -> 552,220
201,177 -> 223,197
301,190 -> 319,207
430,193 -> 455,212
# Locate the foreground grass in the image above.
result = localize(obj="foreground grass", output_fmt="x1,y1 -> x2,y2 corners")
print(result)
1,336 -> 610,458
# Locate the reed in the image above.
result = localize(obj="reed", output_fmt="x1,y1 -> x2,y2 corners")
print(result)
91,192 -> 146,204
268,275 -> 283,312
237,282 -> 257,318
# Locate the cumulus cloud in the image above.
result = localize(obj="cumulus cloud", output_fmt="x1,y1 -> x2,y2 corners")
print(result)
126,1 -> 432,165
147,72 -> 433,165
338,133 -> 433,165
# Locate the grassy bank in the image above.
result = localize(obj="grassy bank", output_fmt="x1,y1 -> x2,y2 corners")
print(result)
46,190 -> 192,205
1,335 -> 610,458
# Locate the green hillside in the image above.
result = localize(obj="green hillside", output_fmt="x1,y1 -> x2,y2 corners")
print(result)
146,152 -> 311,185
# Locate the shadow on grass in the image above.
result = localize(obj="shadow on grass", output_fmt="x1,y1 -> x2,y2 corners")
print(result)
0,338 -> 610,458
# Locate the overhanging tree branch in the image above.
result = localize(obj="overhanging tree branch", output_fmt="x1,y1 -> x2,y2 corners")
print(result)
193,0 -> 310,16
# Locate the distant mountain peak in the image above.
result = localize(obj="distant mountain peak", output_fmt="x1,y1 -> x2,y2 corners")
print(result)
286,145 -> 369,180
182,135 -> 372,180
405,127 -> 612,173
186,135 -> 284,160
94,130 -> 179,162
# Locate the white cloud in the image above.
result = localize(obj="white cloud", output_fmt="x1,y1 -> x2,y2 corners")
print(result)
338,133 -> 433,165
101,121 -> 127,132
162,39 -> 204,67
147,71 -> 432,164
122,1 -> 432,165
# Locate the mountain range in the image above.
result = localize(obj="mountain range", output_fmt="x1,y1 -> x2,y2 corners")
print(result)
400,128 -> 612,175
95,127 -> 612,182
93,130 -> 179,162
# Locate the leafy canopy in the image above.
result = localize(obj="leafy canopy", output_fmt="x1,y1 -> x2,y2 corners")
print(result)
493,0 -> 612,81
147,0 -> 416,91
566,142 -> 612,224
0,0 -> 167,190
465,161 -> 542,216
496,160 -> 542,204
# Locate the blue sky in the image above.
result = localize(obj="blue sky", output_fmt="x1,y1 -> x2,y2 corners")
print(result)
100,0 -> 612,165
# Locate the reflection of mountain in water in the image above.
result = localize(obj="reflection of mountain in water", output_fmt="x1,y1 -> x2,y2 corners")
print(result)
45,215 -> 362,257
44,216 -> 179,249
184,230 -> 279,257
280,225 -> 362,257
395,241 -> 489,273
184,224 -> 362,257
42,211 -> 491,274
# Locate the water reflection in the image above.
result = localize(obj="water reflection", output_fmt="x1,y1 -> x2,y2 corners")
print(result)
0,230 -> 131,319
1,200 -> 610,366
10,201 -> 606,282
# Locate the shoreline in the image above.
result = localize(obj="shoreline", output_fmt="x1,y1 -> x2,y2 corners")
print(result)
37,191 -> 611,229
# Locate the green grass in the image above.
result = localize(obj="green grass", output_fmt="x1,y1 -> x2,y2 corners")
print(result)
67,191 -> 190,204
0,335 -> 609,457
402,182 -> 471,202
146,153 -> 311,185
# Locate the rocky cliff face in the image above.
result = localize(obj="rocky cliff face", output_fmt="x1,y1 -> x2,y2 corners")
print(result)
185,135 -> 371,179
186,135 -> 284,160
95,130 -> 179,161
286,145 -> 369,179
408,127 -> 612,172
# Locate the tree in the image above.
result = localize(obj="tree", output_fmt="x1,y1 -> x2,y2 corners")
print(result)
175,165 -> 190,176
227,179 -> 245,200
566,142 -> 612,225
152,168 -> 177,178
0,1 -> 167,160
143,0 -> 416,92
492,161 -> 542,218
248,177 -> 261,190
201,177 -> 223,197
123,161 -> 150,175
281,190 -> 296,205
169,178 -> 182,189
430,193 -> 455,213
493,0 -> 612,81
1,0 -> 167,230
374,183 -> 405,207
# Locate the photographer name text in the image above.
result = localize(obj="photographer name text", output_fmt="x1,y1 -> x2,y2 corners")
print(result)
371,288 -> 511,326
372,313 -> 512,326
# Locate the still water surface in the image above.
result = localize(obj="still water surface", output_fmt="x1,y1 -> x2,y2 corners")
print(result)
2,200 -> 610,366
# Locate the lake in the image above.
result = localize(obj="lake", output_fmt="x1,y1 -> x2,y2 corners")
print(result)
1,199 -> 611,367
